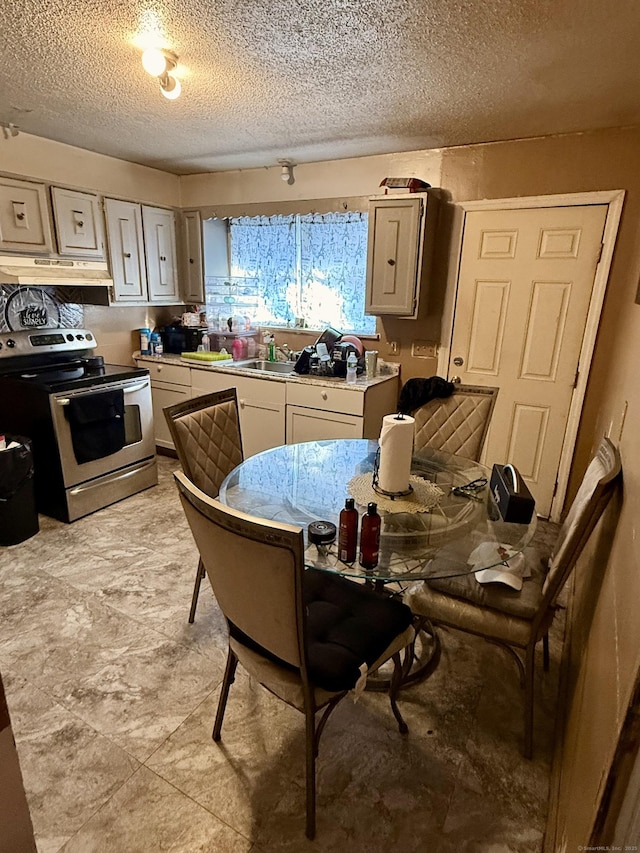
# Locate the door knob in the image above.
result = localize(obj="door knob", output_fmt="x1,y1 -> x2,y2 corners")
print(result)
453,356 -> 464,366
451,376 -> 461,384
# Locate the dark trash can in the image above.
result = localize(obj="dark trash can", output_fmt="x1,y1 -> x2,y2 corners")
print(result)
0,435 -> 39,546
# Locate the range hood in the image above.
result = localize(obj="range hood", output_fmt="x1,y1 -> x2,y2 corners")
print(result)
0,255 -> 113,287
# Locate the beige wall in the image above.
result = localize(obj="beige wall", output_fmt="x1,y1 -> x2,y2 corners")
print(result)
0,132 -> 179,207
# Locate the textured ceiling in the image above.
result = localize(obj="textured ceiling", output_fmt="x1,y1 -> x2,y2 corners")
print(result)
1,0 -> 639,175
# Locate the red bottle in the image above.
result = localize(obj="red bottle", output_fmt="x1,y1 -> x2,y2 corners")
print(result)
338,498 -> 358,562
359,502 -> 381,569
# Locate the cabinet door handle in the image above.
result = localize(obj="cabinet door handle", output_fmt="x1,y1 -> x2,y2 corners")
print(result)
387,258 -> 396,266
239,399 -> 246,408
189,258 -> 194,264
160,255 -> 166,261
124,252 -> 131,258
321,391 -> 328,400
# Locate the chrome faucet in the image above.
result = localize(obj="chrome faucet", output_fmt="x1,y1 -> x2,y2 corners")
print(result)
275,343 -> 293,361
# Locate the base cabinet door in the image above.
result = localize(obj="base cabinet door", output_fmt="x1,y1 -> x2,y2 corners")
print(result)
191,371 -> 286,457
151,381 -> 191,450
286,405 -> 362,443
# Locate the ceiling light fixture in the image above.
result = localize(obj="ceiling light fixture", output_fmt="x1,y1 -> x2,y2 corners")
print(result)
278,160 -> 295,185
141,48 -> 182,101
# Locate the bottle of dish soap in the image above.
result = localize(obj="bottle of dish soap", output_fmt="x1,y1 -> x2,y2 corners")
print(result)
268,335 -> 276,362
201,331 -> 210,352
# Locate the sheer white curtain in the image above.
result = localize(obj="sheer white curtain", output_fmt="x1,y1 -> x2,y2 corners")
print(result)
229,212 -> 374,333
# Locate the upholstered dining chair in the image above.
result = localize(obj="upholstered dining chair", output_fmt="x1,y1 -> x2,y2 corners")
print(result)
404,435 -> 621,758
174,470 -> 415,840
164,389 -> 243,623
412,384 -> 499,461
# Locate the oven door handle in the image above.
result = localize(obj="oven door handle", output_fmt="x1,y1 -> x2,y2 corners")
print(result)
55,380 -> 149,407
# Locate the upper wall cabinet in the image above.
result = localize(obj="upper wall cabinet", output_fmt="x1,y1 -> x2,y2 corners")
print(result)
0,176 -> 55,254
180,210 -> 205,304
365,192 -> 437,318
51,187 -> 105,259
142,206 -> 179,303
106,201 -> 181,304
105,198 -> 148,302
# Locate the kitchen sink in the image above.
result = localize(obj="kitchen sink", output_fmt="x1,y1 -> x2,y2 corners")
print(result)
233,359 -> 297,374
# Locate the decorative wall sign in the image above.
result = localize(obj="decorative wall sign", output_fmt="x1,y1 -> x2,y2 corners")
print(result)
0,285 -> 83,333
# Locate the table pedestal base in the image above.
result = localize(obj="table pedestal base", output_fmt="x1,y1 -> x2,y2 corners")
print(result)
366,616 -> 441,692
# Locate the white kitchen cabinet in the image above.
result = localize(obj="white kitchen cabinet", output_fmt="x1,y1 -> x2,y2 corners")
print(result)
146,361 -> 192,450
142,205 -> 179,303
365,192 -> 436,318
105,198 -> 147,302
51,186 -> 105,259
180,210 -> 205,303
287,405 -> 362,442
286,377 -> 398,443
0,176 -> 55,254
192,371 -> 286,457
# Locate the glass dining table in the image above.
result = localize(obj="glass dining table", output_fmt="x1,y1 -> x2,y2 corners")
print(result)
219,438 -> 537,687
218,438 -> 537,585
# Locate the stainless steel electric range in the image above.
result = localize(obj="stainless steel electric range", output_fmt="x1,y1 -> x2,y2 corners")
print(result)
0,328 -> 157,522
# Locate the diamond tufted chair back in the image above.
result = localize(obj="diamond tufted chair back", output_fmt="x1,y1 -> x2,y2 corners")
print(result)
164,389 -> 243,622
412,384 -> 499,461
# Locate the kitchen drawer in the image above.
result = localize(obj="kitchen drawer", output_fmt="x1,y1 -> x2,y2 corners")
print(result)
286,382 -> 364,416
147,361 -> 191,386
191,370 -> 238,396
233,375 -> 286,406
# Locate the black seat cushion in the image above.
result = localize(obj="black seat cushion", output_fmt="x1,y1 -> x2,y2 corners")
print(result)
303,569 -> 412,692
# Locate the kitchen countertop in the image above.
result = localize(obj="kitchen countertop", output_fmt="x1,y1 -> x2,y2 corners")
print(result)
134,352 -> 399,392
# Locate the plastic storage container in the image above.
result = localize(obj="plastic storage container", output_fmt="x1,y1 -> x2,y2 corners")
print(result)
139,328 -> 151,355
0,435 -> 39,545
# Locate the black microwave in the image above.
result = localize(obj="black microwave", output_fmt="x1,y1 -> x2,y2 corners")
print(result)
161,325 -> 208,353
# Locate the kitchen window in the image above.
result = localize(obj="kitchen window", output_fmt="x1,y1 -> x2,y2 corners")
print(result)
205,211 -> 375,335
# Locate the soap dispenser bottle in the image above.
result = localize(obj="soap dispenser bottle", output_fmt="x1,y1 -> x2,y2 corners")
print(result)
338,497 -> 358,562
359,502 -> 381,569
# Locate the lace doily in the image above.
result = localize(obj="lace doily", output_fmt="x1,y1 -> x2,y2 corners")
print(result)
347,473 -> 444,514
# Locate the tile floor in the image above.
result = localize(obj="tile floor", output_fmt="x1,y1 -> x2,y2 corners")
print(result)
0,456 -> 562,852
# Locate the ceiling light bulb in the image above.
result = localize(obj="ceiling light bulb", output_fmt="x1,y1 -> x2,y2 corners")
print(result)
279,162 -> 295,184
142,47 -> 168,77
160,74 -> 181,100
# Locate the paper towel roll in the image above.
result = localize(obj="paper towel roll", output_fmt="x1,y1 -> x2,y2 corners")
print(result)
377,414 -> 415,493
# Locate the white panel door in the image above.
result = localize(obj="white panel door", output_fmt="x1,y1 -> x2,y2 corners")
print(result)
449,205 -> 607,516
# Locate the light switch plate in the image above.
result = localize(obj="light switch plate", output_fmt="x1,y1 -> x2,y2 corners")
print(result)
411,340 -> 438,358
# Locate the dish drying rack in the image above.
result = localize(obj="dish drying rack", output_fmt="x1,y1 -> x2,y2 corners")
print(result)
205,276 -> 260,330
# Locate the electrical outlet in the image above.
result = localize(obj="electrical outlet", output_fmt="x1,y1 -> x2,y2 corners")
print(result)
388,341 -> 399,355
411,340 -> 438,358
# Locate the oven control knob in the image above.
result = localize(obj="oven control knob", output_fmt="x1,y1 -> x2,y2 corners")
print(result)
6,339 -> 15,348
85,333 -> 93,341
0,342 -> 3,350
67,334 -> 74,341
76,334 -> 84,340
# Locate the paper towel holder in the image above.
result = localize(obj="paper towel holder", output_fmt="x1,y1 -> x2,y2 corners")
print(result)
372,446 -> 414,498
